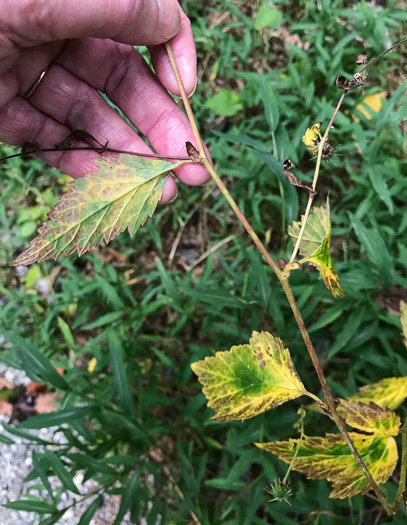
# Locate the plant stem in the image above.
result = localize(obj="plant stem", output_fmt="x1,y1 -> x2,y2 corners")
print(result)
391,417 -> 407,512
0,147 -> 195,164
289,90 -> 347,263
165,42 -> 392,515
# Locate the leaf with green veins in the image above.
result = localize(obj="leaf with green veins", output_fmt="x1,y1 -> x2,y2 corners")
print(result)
348,377 -> 407,410
288,200 -> 344,298
11,155 -> 184,265
256,432 -> 398,499
254,4 -> 282,30
338,399 -> 400,437
191,331 -> 307,422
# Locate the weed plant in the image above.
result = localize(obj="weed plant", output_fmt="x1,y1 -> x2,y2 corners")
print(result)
0,1 -> 406,523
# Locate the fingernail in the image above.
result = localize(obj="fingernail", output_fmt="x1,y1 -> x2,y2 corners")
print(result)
188,75 -> 198,98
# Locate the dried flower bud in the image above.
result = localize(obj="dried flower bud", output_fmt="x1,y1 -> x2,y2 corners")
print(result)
336,75 -> 349,89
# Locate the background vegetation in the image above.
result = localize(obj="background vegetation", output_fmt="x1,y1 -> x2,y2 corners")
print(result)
0,0 -> 406,523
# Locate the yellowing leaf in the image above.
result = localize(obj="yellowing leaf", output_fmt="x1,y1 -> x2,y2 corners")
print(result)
256,432 -> 398,499
288,200 -> 344,298
302,122 -> 322,153
353,92 -> 386,122
11,156 -> 183,265
338,399 -> 400,437
191,331 -> 307,422
400,301 -> 407,348
349,377 -> 407,410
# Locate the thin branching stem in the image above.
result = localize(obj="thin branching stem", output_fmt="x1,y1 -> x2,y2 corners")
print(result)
164,42 -> 393,514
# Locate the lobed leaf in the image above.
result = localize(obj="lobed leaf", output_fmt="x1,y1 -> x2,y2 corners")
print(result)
191,331 -> 307,422
11,155 -> 183,265
338,399 -> 400,437
256,432 -> 398,499
349,377 -> 407,410
288,200 -> 344,298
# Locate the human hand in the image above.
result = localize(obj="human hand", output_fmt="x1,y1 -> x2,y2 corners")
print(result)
0,0 -> 210,203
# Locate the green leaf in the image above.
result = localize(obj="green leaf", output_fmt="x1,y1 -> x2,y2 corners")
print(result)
349,214 -> 392,287
2,423 -> 52,444
57,316 -> 75,348
43,450 -> 80,495
349,377 -> 407,410
113,473 -> 140,525
205,89 -> 243,117
39,511 -> 68,525
5,332 -> 69,390
401,301 -> 407,348
19,406 -> 93,429
82,311 -> 124,330
78,496 -> 103,525
4,500 -> 57,513
260,82 -> 279,132
109,331 -> 136,415
68,453 -> 117,474
288,200 -> 344,298
254,3 -> 282,29
12,155 -> 183,265
0,433 -> 14,445
366,167 -> 394,215
256,432 -> 398,499
338,399 -> 400,436
32,451 -> 53,497
191,331 -> 307,422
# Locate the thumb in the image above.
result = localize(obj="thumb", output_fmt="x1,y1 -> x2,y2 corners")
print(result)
3,0 -> 181,47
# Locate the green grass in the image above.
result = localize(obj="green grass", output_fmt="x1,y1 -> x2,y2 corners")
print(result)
1,1 -> 407,523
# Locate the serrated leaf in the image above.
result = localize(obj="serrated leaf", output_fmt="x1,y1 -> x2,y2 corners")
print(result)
338,399 -> 400,437
256,432 -> 398,499
401,301 -> 407,348
11,156 -> 183,265
349,377 -> 407,410
288,200 -> 344,298
191,331 -> 307,422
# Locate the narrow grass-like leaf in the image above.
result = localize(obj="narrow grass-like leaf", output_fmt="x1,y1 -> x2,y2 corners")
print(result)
256,432 -> 398,499
288,200 -> 344,297
191,331 -> 307,422
109,331 -> 136,415
5,332 -> 69,390
19,407 -> 93,429
82,311 -> 124,330
0,433 -> 14,445
32,451 -> 53,497
43,450 -> 80,495
2,424 -> 52,445
113,473 -> 140,525
78,496 -> 103,525
11,156 -> 184,265
4,500 -> 57,513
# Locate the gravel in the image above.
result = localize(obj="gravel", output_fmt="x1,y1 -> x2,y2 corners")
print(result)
0,366 -> 132,525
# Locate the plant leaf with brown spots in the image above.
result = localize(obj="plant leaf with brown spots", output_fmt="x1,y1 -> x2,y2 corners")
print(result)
11,156 -> 184,265
348,377 -> 407,410
288,199 -> 344,298
191,331 -> 307,422
338,399 -> 400,437
256,432 -> 398,499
